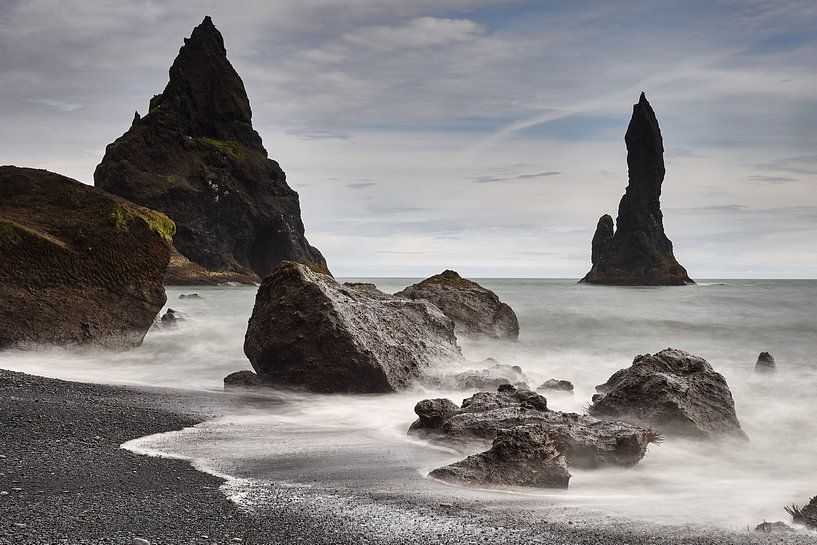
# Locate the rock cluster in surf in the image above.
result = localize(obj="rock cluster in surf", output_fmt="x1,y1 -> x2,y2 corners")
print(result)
581,93 -> 693,285
396,270 -> 519,340
410,384 -> 656,472
243,261 -> 464,393
94,16 -> 327,285
0,166 -> 173,349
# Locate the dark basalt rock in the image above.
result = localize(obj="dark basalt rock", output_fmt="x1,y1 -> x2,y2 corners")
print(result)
429,424 -> 571,489
244,261 -> 464,393
408,398 -> 460,434
396,270 -> 519,340
755,351 -> 776,372
0,166 -> 172,349
538,379 -> 574,393
94,16 -> 328,284
589,348 -> 746,440
159,308 -> 182,327
223,370 -> 275,390
178,293 -> 201,299
410,385 -> 655,469
581,93 -> 693,285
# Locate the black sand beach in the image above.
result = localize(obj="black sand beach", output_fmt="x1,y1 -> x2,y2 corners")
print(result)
2,368 -> 816,545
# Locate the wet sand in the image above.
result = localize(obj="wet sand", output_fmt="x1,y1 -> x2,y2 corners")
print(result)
1,368 -> 815,545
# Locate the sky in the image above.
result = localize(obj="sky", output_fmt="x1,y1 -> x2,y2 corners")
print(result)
1,0 -> 816,278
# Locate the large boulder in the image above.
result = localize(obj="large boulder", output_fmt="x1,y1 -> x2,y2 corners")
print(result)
410,385 -> 655,469
244,261 -> 464,392
429,424 -> 571,489
581,93 -> 693,285
396,270 -> 519,340
589,349 -> 746,440
0,166 -> 173,349
94,16 -> 328,284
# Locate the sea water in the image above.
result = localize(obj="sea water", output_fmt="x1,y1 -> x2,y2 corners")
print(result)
3,279 -> 817,528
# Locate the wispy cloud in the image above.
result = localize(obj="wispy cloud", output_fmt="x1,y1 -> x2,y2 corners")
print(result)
470,171 -> 561,183
26,98 -> 83,111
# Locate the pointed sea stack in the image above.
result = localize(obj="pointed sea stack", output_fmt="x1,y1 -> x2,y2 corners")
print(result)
94,16 -> 328,284
581,93 -> 693,285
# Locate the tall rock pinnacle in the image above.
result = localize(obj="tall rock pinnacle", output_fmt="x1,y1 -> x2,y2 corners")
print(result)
95,16 -> 328,284
581,93 -> 693,285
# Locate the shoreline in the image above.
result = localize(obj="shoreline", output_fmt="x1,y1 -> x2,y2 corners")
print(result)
2,368 -> 816,544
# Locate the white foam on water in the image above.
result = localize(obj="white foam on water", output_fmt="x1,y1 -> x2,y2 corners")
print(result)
4,279 -> 817,529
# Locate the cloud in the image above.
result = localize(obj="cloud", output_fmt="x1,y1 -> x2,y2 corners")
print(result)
470,171 -> 561,183
287,128 -> 351,140
346,182 -> 378,189
26,99 -> 83,111
743,174 -> 799,185
752,155 -> 817,175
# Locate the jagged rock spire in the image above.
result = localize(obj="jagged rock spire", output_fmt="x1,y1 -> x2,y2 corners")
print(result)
148,16 -> 259,147
95,17 -> 328,283
581,93 -> 692,285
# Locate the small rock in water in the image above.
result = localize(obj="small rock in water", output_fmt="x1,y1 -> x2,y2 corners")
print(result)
159,308 -> 182,327
755,351 -> 776,372
132,538 -> 150,545
178,293 -> 201,299
538,379 -> 574,393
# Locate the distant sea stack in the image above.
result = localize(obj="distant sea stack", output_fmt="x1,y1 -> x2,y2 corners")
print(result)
0,166 -> 173,349
581,93 -> 693,285
94,16 -> 328,284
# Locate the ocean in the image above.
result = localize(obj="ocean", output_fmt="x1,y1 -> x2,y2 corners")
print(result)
3,279 -> 816,529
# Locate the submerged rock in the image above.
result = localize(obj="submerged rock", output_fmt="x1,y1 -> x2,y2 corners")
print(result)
244,261 -> 463,393
0,166 -> 173,349
94,16 -> 327,284
410,385 -> 655,469
429,424 -> 571,489
178,293 -> 201,299
581,93 -> 693,285
538,379 -> 574,393
426,360 -> 529,390
396,270 -> 519,340
159,308 -> 182,327
755,351 -> 776,372
589,349 -> 746,440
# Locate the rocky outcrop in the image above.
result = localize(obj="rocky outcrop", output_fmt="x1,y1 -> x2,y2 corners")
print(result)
589,349 -> 746,440
756,351 -> 776,372
581,93 -> 693,285
396,270 -> 519,340
244,261 -> 463,393
94,16 -> 327,284
0,166 -> 173,349
429,424 -> 571,489
538,379 -> 574,393
410,385 -> 655,469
